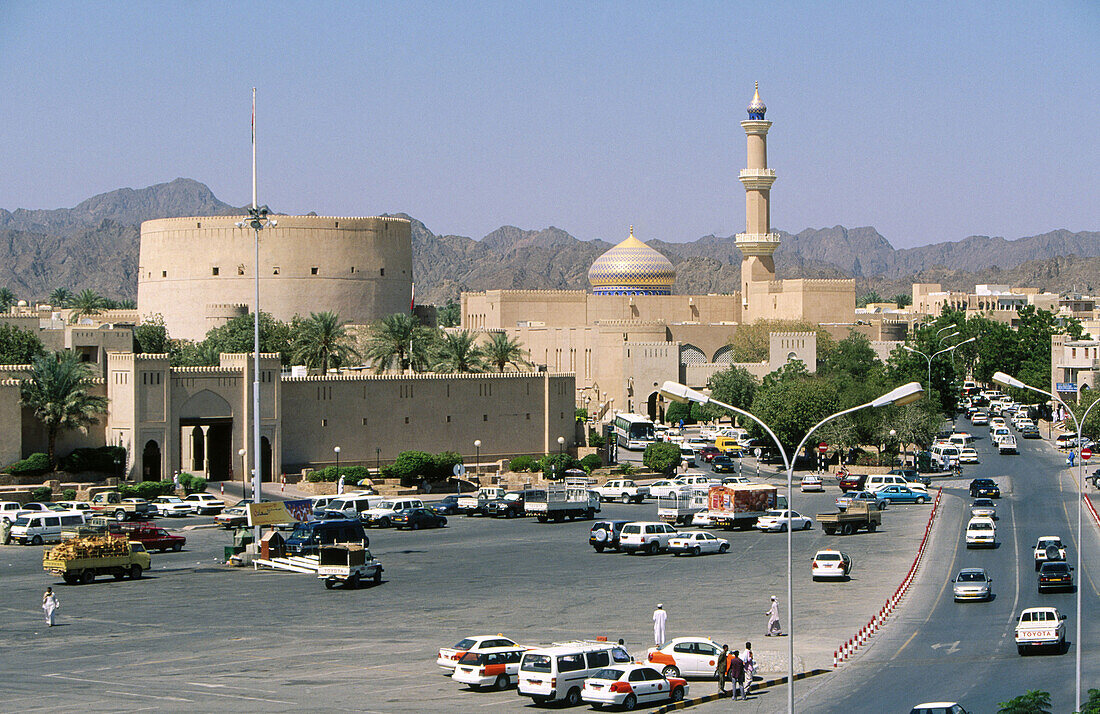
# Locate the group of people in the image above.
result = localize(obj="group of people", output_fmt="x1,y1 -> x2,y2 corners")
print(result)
652,598 -> 781,701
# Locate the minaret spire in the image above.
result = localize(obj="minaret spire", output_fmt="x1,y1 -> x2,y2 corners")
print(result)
735,83 -> 779,316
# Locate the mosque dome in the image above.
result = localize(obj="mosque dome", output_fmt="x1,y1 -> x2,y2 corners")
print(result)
588,227 -> 675,296
747,82 -> 766,119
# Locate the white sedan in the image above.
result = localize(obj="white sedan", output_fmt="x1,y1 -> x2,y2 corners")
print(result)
756,509 -> 813,532
667,531 -> 729,556
800,474 -> 824,492
150,496 -> 193,517
582,664 -> 688,709
437,635 -> 520,672
812,549 -> 852,580
647,480 -> 684,499
645,636 -> 724,677
958,448 -> 980,464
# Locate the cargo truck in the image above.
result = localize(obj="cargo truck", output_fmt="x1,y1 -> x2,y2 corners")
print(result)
817,501 -> 883,535
88,491 -> 153,522
525,478 -> 600,522
317,544 -> 383,589
657,487 -> 709,525
706,484 -> 777,530
42,537 -> 151,584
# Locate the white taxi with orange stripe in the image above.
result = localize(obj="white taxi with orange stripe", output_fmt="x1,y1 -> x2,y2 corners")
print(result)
645,636 -> 723,677
437,634 -> 519,672
451,646 -> 529,690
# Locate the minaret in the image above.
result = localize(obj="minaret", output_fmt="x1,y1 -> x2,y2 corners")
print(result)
735,83 -> 779,312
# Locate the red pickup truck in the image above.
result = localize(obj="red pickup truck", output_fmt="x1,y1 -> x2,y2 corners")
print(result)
122,525 -> 186,552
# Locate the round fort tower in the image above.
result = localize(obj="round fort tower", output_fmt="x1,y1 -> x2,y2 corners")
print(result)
138,215 -> 412,341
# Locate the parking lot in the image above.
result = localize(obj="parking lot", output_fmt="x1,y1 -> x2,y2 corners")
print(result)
1,470 -> 936,712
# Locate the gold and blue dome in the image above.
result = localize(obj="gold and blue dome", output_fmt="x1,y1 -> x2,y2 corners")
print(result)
747,82 -> 766,119
588,226 -> 675,296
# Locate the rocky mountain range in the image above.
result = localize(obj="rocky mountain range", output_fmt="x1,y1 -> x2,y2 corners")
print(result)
1,178 -> 1098,307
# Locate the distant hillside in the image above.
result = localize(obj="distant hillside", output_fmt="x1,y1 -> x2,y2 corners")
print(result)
1,179 -> 1097,310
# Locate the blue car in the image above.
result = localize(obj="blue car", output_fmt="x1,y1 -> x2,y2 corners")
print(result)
875,485 -> 929,505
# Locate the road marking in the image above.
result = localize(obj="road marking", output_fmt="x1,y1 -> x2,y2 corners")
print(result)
1005,499 -> 1021,643
929,640 -> 960,654
106,691 -> 193,702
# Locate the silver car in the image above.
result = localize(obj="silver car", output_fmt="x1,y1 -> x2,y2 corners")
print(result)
970,499 -> 997,520
953,568 -> 993,601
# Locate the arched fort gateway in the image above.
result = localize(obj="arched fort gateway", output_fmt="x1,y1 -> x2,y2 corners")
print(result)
138,215 -> 413,341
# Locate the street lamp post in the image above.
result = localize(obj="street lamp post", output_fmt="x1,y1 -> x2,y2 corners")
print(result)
474,440 -> 481,484
994,371 -> 1091,712
238,448 -> 247,501
659,380 -> 923,714
558,435 -> 565,456
334,446 -> 341,492
903,337 -> 976,396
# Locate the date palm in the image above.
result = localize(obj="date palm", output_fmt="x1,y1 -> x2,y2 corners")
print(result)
363,313 -> 436,373
291,311 -> 361,373
432,330 -> 485,373
19,351 -> 108,470
69,288 -> 108,321
0,287 -> 15,311
483,331 -> 531,372
48,287 -> 73,308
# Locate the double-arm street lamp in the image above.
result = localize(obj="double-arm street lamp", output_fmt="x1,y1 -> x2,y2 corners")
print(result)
903,337 -> 975,396
994,371 -> 1089,712
659,380 -> 923,714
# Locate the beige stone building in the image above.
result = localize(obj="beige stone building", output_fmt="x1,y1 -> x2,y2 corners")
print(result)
138,215 -> 412,341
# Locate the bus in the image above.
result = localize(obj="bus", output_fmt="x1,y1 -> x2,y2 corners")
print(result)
613,413 -> 656,450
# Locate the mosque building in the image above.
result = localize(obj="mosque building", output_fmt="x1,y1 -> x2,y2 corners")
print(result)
461,85 -> 867,421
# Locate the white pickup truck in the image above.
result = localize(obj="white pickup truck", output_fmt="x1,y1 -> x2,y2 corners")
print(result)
525,479 -> 599,522
1033,536 -> 1066,571
317,544 -> 383,589
457,487 -> 506,516
1015,606 -> 1066,654
592,479 -> 650,504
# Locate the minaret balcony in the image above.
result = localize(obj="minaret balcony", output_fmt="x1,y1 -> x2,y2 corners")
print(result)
738,168 -> 777,190
735,232 -> 781,256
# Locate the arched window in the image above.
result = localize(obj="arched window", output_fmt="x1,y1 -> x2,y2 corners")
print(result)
712,345 -> 734,364
680,344 -> 706,365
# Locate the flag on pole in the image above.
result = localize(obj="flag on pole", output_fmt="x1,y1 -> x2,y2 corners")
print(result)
410,282 -> 415,312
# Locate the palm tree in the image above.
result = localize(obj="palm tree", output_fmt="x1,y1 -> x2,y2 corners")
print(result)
483,332 -> 531,372
116,298 -> 137,309
48,287 -> 73,307
0,287 -> 15,311
432,330 -> 485,373
19,351 -> 109,470
291,311 -> 361,373
362,313 -> 437,373
69,289 -> 108,322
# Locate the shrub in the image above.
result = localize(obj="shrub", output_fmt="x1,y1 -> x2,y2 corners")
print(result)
179,474 -> 207,495
119,481 -> 175,500
612,463 -> 636,475
509,455 -> 537,472
664,401 -> 693,425
579,453 -> 602,473
382,451 -> 434,487
60,446 -> 126,474
539,452 -> 581,479
587,429 -> 605,448
643,442 -> 681,475
575,408 -> 588,421
30,486 -> 52,501
62,488 -> 77,501
8,452 -> 51,476
429,452 -> 463,483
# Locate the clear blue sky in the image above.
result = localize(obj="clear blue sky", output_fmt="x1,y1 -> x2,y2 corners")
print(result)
1,1 -> 1096,248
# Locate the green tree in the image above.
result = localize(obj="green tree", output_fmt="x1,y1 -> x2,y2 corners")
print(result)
820,331 -> 880,383
693,366 -> 759,423
362,313 -> 436,373
643,442 -> 682,474
749,366 -> 839,451
431,330 -> 485,373
996,689 -> 1051,714
69,288 -> 108,321
437,299 -> 461,328
133,315 -> 172,354
483,331 -> 531,372
1081,688 -> 1100,714
0,323 -> 46,364
540,452 -> 581,478
174,339 -> 221,367
18,351 -> 109,469
856,291 -> 883,308
291,311 -> 361,372
664,400 -> 693,425
725,320 -> 835,363
116,298 -> 137,309
48,287 -> 73,307
201,311 -> 294,363
892,293 -> 912,308
0,287 -> 15,311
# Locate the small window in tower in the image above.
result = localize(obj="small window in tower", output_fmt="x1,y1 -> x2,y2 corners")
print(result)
311,266 -> 319,275
483,414 -> 488,422
197,221 -> 201,228
320,419 -> 328,427
446,415 -> 452,423
362,417 -> 368,426
380,268 -> 385,276
273,266 -> 280,275
404,416 -> 410,424
211,267 -> 219,276
237,265 -> 245,276
162,271 -> 167,278
350,266 -> 355,273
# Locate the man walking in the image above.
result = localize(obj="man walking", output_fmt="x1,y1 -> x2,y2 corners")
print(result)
652,604 -> 667,646
715,644 -> 730,694
766,595 -> 781,636
729,649 -> 746,700
42,587 -> 59,627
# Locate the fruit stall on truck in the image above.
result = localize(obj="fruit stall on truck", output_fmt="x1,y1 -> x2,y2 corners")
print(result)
657,487 -> 709,526
88,491 -> 153,521
525,478 -> 600,522
817,501 -> 883,535
42,536 -> 151,584
1015,607 -> 1066,654
706,484 -> 777,530
457,487 -> 506,516
317,544 -> 383,589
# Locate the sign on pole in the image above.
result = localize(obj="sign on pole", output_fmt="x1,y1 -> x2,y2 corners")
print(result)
818,442 -> 829,453
1082,447 -> 1092,460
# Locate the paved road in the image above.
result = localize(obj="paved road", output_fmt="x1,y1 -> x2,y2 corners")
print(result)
0,470 -> 929,712
792,429 -> 1100,713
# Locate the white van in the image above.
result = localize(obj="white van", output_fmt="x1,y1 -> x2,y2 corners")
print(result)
930,443 -> 960,466
0,501 -> 23,523
865,474 -> 928,494
10,510 -> 86,545
323,493 -> 385,519
518,641 -> 633,706
679,445 -> 696,467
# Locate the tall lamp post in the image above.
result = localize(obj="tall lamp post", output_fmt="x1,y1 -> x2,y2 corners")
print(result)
558,436 -> 566,455
903,337 -> 975,396
994,371 -> 1090,712
234,88 -> 277,544
659,380 -> 923,714
474,440 -> 481,484
238,448 -> 247,501
333,446 -> 341,492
